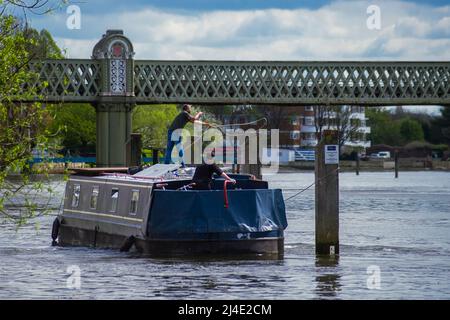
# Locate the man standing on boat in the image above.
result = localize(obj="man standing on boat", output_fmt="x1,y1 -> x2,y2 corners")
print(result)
164,104 -> 209,167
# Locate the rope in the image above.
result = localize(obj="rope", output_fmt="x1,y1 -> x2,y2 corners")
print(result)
284,181 -> 316,202
183,117 -> 268,151
284,167 -> 340,202
210,117 -> 268,129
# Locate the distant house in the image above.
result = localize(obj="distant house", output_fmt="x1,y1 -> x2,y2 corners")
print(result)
218,105 -> 371,161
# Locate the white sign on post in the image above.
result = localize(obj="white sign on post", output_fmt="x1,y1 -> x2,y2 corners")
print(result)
324,145 -> 339,165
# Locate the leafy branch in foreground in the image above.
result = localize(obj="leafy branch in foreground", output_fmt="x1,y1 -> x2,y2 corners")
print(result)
0,8 -> 65,225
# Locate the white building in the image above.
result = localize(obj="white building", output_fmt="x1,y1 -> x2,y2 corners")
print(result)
299,106 -> 371,149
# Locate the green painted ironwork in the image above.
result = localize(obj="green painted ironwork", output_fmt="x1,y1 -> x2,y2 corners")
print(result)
24,59 -> 450,105
134,61 -> 450,105
26,59 -> 101,102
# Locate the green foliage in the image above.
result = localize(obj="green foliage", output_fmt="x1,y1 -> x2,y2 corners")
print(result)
366,108 -> 402,146
404,141 -> 448,151
0,14 -> 61,223
399,118 -> 424,143
24,28 -> 65,59
132,104 -> 179,148
367,108 -> 425,146
439,107 -> 450,143
0,15 -> 44,175
47,103 -> 96,152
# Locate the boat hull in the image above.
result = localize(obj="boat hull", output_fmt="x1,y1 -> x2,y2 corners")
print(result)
134,237 -> 284,257
58,225 -> 284,258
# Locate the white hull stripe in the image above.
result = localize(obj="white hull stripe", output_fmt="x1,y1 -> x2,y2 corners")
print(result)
69,178 -> 153,188
64,209 -> 143,222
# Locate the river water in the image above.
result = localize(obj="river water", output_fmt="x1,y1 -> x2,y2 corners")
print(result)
0,171 -> 449,299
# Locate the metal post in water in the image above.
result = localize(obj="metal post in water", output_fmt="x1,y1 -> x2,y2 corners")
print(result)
315,130 -> 339,255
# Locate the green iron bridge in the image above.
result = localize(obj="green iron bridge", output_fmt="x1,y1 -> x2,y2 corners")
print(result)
20,30 -> 450,168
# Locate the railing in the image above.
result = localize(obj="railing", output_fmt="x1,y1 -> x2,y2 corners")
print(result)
294,149 -> 316,161
30,157 -> 96,164
31,156 -> 164,165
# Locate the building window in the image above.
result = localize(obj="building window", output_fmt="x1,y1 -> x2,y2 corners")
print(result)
71,184 -> 80,208
90,186 -> 99,210
305,106 -> 314,111
350,132 -> 364,141
129,190 -> 140,215
303,116 -> 315,126
302,133 -> 316,140
291,118 -> 299,126
328,118 -> 338,127
350,118 -> 361,127
110,188 -> 119,212
290,131 -> 300,140
351,106 -> 363,113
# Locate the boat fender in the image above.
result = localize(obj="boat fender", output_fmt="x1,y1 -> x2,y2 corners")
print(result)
120,236 -> 136,252
51,218 -> 60,246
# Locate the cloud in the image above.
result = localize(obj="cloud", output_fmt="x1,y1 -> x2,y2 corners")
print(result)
34,0 -> 450,61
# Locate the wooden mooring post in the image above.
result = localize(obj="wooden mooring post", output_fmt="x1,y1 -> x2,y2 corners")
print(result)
152,148 -> 159,164
126,133 -> 142,167
356,153 -> 360,176
394,149 -> 399,178
315,130 -> 339,255
240,132 -> 262,180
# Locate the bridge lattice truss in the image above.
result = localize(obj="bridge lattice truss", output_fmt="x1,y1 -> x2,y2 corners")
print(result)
27,60 -> 450,105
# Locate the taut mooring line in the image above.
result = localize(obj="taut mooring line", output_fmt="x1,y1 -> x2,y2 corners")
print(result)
284,167 -> 340,202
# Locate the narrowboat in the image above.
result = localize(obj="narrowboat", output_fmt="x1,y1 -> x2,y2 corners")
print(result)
51,164 -> 287,258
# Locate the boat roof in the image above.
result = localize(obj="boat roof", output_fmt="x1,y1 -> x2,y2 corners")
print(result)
70,164 -> 193,185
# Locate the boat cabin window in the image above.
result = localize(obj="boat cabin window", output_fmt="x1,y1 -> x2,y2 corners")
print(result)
71,184 -> 81,208
90,186 -> 99,210
129,190 -> 140,215
110,188 -> 119,212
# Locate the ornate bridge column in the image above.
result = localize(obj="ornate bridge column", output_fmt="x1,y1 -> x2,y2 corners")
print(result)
92,30 -> 135,167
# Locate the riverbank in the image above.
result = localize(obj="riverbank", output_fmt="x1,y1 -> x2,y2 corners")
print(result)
24,158 -> 450,175
279,159 -> 450,172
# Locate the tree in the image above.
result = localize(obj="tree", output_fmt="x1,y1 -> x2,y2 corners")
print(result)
0,1 -> 65,224
132,104 -> 179,149
199,105 -> 234,124
257,105 -> 287,130
314,105 -> 366,151
47,103 -> 96,154
0,15 -> 46,175
366,108 -> 403,146
399,118 -> 424,143
24,28 -> 64,59
440,107 -> 450,144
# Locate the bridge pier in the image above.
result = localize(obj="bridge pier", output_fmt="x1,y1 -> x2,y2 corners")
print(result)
94,99 -> 134,167
92,30 -> 136,167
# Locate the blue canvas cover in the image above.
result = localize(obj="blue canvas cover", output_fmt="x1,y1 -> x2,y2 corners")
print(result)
148,189 -> 287,238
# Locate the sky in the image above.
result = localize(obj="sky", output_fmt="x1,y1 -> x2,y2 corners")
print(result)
20,0 -> 449,61
10,0 -> 450,113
